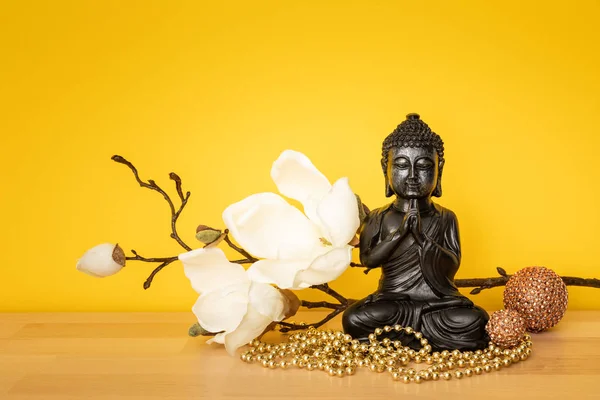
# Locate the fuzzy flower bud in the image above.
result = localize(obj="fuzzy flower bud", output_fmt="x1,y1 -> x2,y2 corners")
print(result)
76,243 -> 126,278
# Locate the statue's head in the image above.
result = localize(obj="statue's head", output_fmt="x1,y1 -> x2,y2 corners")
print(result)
381,113 -> 445,199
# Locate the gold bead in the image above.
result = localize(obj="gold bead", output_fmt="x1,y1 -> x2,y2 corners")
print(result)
407,368 -> 416,376
493,362 -> 502,371
432,372 -> 440,381
451,350 -> 461,358
328,368 -> 336,376
392,372 -> 401,381
336,369 -> 345,377
474,366 -> 483,375
394,324 -> 402,331
402,376 -> 411,384
520,354 -> 528,361
369,364 -> 377,372
464,368 -> 473,377
317,361 -> 326,370
422,371 -> 432,380
384,325 -> 393,333
442,372 -> 452,380
399,357 -> 409,365
414,375 -> 423,384
484,365 -> 492,373
454,371 -> 463,379
446,361 -> 456,370
382,338 -> 391,346
414,332 -> 423,339
246,355 -> 254,363
414,356 -> 423,364
368,334 -> 377,342
457,360 -> 466,368
425,356 -> 434,365
405,327 -> 414,334
346,366 -> 356,375
393,340 -> 402,348
261,360 -> 269,368
306,363 -> 315,371
468,360 -> 477,368
441,350 -> 450,358
343,334 -> 353,342
374,328 -> 383,336
279,361 -> 289,369
502,359 -> 512,367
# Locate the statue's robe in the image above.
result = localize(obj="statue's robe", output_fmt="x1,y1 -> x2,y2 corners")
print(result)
342,202 -> 489,351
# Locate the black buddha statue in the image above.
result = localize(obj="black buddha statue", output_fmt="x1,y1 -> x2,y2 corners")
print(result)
342,113 -> 490,352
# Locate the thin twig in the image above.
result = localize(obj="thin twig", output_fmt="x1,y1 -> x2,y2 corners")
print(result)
301,300 -> 342,310
223,233 -> 258,262
231,259 -> 258,264
126,250 -> 179,290
112,155 -> 192,251
311,283 -> 349,305
143,258 -> 178,289
278,308 -> 345,333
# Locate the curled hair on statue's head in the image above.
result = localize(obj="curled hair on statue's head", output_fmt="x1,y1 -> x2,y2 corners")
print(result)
381,113 -> 445,197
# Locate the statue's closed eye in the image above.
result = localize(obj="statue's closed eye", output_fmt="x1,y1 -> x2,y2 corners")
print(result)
416,159 -> 434,169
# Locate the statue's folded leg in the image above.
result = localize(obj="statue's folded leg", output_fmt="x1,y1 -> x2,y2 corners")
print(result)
420,306 -> 490,351
342,298 -> 423,346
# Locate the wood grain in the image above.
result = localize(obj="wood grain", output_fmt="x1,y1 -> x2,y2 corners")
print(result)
1,311 -> 598,399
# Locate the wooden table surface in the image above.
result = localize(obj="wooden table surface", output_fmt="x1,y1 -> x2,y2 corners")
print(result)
1,311 -> 599,399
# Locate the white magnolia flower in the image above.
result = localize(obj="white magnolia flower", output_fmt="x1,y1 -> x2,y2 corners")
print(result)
76,243 -> 126,277
223,150 -> 360,290
179,247 -> 289,355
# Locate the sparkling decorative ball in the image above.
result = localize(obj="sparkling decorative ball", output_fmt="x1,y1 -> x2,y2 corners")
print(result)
503,266 -> 568,332
486,309 -> 526,348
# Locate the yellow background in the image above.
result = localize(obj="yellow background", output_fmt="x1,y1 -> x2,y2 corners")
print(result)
1,1 -> 599,313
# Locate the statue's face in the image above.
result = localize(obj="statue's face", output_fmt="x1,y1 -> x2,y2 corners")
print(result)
386,146 -> 439,199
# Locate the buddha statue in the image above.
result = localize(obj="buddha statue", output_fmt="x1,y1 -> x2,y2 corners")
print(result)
342,113 -> 490,351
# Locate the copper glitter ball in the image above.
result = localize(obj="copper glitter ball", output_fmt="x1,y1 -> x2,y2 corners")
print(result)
486,309 -> 526,348
503,266 -> 568,332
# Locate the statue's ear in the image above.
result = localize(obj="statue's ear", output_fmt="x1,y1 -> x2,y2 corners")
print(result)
433,159 -> 444,197
385,179 -> 394,197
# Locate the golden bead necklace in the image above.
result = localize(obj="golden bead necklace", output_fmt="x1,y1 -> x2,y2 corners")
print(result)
240,324 -> 532,383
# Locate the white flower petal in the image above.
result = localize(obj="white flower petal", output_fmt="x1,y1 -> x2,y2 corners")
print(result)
247,258 -> 313,290
192,282 -> 250,334
179,247 -> 248,294
294,246 -> 353,287
76,243 -> 123,278
223,305 -> 274,356
248,282 -> 286,321
222,192 -> 321,260
206,332 -> 226,344
316,177 -> 360,247
271,150 -> 332,224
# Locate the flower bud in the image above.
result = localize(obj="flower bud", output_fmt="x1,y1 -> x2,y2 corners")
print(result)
195,225 -> 223,245
76,243 -> 125,278
189,322 -> 215,337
